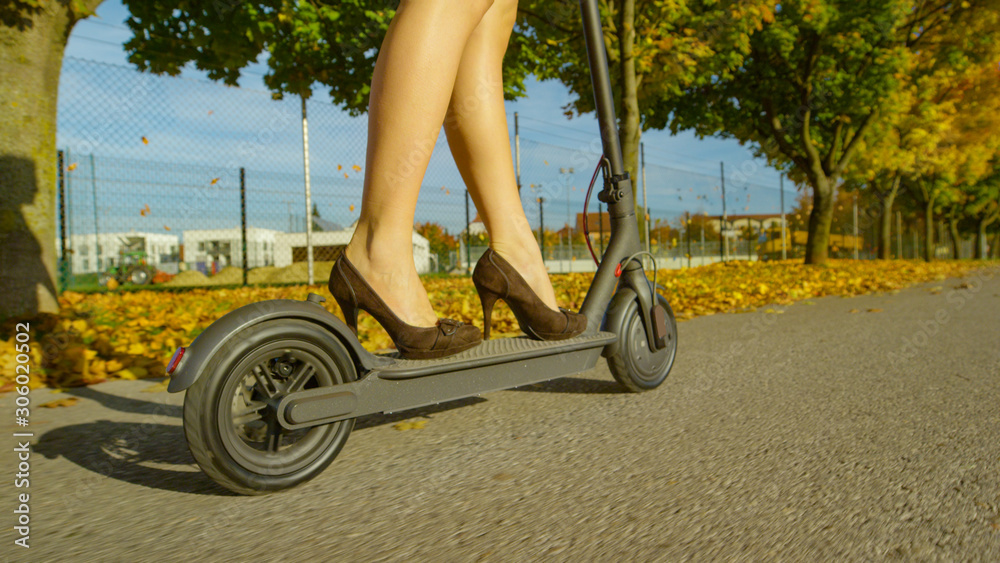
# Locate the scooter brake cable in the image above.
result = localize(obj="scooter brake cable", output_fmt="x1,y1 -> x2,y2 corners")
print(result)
616,250 -> 659,297
582,156 -> 610,266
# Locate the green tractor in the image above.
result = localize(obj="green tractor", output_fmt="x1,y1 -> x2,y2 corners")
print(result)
98,237 -> 154,286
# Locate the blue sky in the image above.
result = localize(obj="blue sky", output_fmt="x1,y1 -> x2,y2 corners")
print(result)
61,1 -> 791,237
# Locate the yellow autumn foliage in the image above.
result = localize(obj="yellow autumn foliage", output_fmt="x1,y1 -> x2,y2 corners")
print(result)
0,260 -> 994,390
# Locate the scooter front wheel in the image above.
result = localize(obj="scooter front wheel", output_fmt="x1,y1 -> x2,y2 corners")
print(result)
607,292 -> 677,392
183,319 -> 356,495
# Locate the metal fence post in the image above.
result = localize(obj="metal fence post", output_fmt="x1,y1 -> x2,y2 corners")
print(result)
301,96 -> 314,285
685,211 -> 692,268
720,161 -> 727,261
90,154 -> 101,272
780,174 -> 787,260
514,112 -> 521,192
57,150 -> 68,291
240,167 -> 247,286
538,196 -> 545,264
465,190 -> 471,274
598,202 -> 605,256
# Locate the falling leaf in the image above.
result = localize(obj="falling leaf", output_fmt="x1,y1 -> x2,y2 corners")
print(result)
344,173 -> 349,179
141,136 -> 149,145
337,164 -> 343,171
40,397 -> 79,408
164,225 -> 171,231
67,162 -> 78,171
349,204 -> 355,212
848,308 -> 860,313
445,189 -> 450,195
210,177 -> 220,185
140,204 -> 151,217
867,308 -> 883,313
543,160 -> 549,165
207,110 -> 213,115
352,165 -> 362,172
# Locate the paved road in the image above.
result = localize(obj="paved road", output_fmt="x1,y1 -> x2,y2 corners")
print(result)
4,267 -> 1000,562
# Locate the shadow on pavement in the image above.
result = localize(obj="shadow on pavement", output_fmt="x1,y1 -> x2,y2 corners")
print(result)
61,386 -> 183,418
33,420 -> 234,496
32,396 -> 492,495
508,377 -> 624,394
354,396 -> 487,430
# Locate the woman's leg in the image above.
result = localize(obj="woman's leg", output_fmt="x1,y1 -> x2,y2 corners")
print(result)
345,0 -> 495,327
443,0 -> 558,310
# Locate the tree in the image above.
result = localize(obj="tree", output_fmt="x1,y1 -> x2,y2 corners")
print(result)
518,0 -> 775,204
650,1 -> 934,265
1,0 -> 103,320
311,203 -> 324,232
904,64 -> 1000,261
848,1 -> 1000,261
965,165 -> 1000,259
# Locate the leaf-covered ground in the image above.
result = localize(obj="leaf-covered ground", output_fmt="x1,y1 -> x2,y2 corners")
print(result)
2,260 -> 995,391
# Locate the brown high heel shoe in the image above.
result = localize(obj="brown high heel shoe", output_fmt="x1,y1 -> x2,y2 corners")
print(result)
472,248 -> 587,341
328,253 -> 481,359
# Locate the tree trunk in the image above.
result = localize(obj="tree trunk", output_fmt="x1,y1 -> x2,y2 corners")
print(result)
877,177 -> 900,260
974,218 -> 986,260
991,231 -> 1000,259
616,0 -> 641,208
0,3 -> 90,320
947,213 -> 961,260
923,199 -> 935,262
804,176 -> 834,265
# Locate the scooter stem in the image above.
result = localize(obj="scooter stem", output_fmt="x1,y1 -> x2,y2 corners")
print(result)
576,0 -> 651,331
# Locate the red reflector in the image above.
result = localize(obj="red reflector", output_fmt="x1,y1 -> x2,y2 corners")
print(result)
614,263 -> 622,277
167,347 -> 186,374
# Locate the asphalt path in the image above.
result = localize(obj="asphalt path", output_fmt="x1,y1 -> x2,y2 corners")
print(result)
3,266 -> 999,562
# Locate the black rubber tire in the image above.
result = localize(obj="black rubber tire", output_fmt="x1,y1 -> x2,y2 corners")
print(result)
182,319 -> 356,495
607,293 -> 677,393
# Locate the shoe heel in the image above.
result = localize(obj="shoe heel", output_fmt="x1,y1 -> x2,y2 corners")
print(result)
478,290 -> 499,341
335,298 -> 358,334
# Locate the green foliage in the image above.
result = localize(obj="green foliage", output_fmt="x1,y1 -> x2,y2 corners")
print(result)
123,0 -> 535,107
519,0 -> 774,123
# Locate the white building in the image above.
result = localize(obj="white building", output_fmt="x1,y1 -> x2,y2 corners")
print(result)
181,227 -> 279,270
69,231 -> 180,274
274,222 -> 432,274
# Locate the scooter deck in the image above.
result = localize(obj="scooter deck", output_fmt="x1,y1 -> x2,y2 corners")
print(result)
376,331 -> 617,379
277,331 -> 618,430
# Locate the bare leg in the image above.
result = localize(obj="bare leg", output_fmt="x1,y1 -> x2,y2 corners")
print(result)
344,0 -> 495,327
443,0 -> 558,309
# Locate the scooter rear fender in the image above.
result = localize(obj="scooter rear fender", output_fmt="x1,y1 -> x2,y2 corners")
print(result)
166,298 -> 387,393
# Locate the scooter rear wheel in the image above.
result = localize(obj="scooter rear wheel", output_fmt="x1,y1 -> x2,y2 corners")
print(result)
607,293 -> 677,392
183,319 -> 356,495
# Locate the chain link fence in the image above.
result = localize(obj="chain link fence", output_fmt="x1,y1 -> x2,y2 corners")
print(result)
55,56 -> 923,292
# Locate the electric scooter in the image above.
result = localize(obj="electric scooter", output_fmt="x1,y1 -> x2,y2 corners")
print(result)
165,0 -> 677,495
